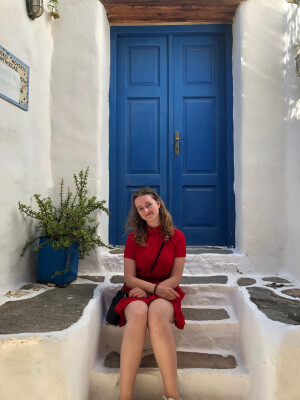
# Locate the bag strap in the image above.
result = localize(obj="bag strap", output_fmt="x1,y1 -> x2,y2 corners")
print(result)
148,241 -> 165,279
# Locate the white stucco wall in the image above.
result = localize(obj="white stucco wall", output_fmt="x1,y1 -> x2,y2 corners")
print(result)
0,0 -> 110,294
1,0 -> 299,293
50,0 -> 110,272
233,0 -> 289,274
0,1 -> 53,295
284,4 -> 300,281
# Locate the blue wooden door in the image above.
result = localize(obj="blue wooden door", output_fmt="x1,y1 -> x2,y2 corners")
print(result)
110,27 -> 234,246
172,35 -> 227,245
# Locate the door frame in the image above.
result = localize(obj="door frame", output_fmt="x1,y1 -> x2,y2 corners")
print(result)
109,25 -> 235,247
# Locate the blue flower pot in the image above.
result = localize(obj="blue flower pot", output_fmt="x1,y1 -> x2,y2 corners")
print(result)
37,238 -> 79,285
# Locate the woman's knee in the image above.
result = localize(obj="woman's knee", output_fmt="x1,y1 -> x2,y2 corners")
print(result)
125,301 -> 148,325
148,299 -> 174,327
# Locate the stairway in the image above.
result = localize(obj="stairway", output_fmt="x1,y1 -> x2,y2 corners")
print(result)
90,276 -> 250,400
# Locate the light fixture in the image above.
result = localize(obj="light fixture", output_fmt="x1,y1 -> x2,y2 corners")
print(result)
26,0 -> 44,20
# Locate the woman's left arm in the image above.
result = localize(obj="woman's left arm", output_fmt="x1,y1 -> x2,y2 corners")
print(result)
159,257 -> 185,288
154,257 -> 185,300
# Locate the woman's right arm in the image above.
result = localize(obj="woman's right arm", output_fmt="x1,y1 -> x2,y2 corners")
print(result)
124,257 -> 157,295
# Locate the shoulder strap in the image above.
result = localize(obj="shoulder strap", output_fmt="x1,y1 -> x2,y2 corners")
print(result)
148,241 -> 165,279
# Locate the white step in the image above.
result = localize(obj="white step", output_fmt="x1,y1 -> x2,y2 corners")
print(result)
93,282 -> 249,400
100,307 -> 239,356
181,284 -> 236,307
99,250 -> 253,275
100,283 -> 237,310
90,357 -> 250,400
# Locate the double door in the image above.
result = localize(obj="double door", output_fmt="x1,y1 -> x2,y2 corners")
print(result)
110,28 -> 234,246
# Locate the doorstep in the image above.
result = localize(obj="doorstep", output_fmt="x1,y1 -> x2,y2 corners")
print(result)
109,246 -> 233,255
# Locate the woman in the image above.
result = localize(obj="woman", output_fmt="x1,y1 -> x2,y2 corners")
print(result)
115,187 -> 186,400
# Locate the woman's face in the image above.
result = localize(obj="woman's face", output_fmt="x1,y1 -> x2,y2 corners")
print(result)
134,194 -> 161,227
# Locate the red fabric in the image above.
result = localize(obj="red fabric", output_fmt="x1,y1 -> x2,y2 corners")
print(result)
115,226 -> 186,329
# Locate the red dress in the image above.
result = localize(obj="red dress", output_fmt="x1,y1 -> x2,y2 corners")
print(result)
114,225 -> 186,329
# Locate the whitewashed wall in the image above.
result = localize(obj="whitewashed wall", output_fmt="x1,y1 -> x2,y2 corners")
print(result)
233,0 -> 289,274
0,0 -> 299,293
50,0 -> 110,272
284,4 -> 300,281
0,0 -> 110,294
0,1 -> 53,295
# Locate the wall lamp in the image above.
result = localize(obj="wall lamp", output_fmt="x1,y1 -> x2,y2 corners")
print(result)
26,0 -> 44,20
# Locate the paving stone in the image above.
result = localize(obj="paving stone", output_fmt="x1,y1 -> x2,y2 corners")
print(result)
282,288 -> 300,299
0,284 -> 97,334
20,284 -> 44,291
110,275 -> 124,284
104,351 -> 236,369
181,275 -> 228,284
262,277 -> 291,284
109,248 -> 124,254
247,287 -> 300,325
186,247 -> 233,255
79,275 -> 105,283
5,290 -> 28,298
265,283 -> 291,289
237,277 -> 256,287
110,275 -> 228,285
109,246 -> 233,255
182,307 -> 230,321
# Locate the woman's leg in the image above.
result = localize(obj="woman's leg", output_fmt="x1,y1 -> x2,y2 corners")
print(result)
148,299 -> 180,400
119,301 -> 148,400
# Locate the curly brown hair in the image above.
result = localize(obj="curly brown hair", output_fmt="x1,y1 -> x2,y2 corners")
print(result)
125,187 -> 174,246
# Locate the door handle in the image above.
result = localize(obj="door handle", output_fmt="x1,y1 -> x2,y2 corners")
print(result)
174,131 -> 187,156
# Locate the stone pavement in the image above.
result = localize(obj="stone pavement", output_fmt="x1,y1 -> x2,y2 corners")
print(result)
0,283 -> 97,334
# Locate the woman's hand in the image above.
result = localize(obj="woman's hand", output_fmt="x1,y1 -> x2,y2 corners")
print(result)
128,287 -> 148,298
155,285 -> 180,301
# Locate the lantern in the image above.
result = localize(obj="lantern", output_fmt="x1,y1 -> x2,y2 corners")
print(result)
26,0 -> 44,20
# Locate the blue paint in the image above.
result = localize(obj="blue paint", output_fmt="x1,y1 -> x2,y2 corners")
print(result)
109,26 -> 235,246
172,34 -> 227,245
37,239 -> 79,285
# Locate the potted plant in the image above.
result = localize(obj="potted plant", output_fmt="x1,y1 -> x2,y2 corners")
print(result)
18,167 -> 110,286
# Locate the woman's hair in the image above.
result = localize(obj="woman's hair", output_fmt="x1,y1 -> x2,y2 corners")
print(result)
126,186 -> 174,246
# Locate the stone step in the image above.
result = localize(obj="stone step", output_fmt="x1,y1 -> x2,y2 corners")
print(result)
109,246 -> 234,255
109,274 -> 229,285
90,351 -> 249,400
181,284 -> 235,307
100,281 -> 236,310
103,350 -> 237,369
100,305 -> 239,358
99,251 -> 252,275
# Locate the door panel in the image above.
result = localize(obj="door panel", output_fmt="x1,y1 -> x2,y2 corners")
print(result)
172,35 -> 227,245
184,98 -> 216,171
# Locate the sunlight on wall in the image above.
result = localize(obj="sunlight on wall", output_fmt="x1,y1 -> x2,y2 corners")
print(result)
233,0 -> 288,274
284,4 -> 300,280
